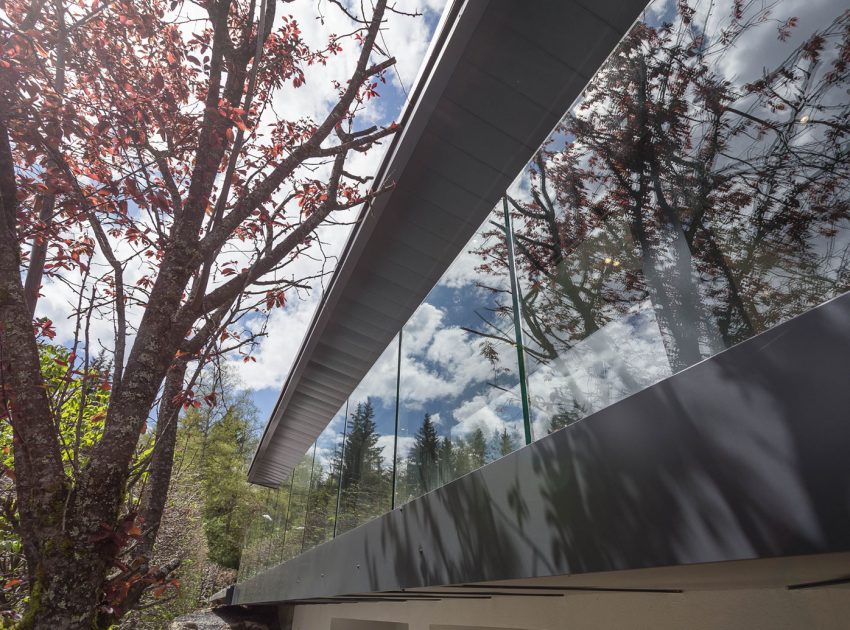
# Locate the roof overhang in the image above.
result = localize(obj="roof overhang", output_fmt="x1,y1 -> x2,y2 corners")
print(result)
248,0 -> 650,486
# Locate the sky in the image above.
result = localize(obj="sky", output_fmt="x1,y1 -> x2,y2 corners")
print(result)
224,0 -> 450,422
207,0 -> 850,436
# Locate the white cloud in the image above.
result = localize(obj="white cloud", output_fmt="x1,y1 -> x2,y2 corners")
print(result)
377,434 -> 414,466
230,291 -> 323,389
230,1 -> 448,396
451,396 -> 512,438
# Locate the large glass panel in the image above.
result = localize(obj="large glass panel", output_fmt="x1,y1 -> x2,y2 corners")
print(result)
395,213 -> 525,506
237,487 -> 278,581
302,406 -> 347,550
241,0 -> 850,570
275,451 -> 313,562
336,336 -> 399,534
237,407 -> 346,580
491,0 -> 850,436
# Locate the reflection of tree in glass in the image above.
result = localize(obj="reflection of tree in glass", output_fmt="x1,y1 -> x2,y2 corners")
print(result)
493,428 -> 518,458
407,413 -> 440,496
301,454 -> 339,552
473,0 -> 850,424
396,421 -> 510,505
337,399 -> 391,532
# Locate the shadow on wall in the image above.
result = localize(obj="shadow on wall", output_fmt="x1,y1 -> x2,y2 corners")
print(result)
233,293 -> 850,605
368,295 -> 850,588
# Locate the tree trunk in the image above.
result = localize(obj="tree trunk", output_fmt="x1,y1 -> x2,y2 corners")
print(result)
138,360 -> 188,559
2,111 -> 110,630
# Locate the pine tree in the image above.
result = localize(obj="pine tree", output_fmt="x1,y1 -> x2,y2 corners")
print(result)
496,428 -> 517,457
341,399 -> 383,488
338,399 -> 389,532
438,436 -> 455,485
407,413 -> 440,495
180,391 -> 259,570
468,427 -> 488,469
548,399 -> 586,433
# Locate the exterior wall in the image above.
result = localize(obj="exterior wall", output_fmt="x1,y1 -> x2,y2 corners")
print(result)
240,0 -> 850,591
291,587 -> 850,630
233,291 -> 850,606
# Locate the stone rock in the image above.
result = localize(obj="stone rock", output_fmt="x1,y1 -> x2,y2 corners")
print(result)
169,608 -> 270,630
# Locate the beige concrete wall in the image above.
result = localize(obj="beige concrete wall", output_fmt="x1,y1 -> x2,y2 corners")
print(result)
293,587 -> 850,630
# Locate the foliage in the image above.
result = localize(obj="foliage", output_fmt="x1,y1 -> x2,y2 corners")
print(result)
336,399 -> 391,534
406,413 -> 440,495
178,391 -> 260,570
494,428 -> 517,458
0,344 -> 147,624
1,345 -> 113,475
118,425 -> 237,630
0,0 -> 407,624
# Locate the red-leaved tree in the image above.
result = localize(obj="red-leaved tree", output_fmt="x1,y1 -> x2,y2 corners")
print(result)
0,0 -> 406,626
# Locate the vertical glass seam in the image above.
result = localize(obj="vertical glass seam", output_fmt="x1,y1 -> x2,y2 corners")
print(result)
503,196 -> 533,445
300,442 -> 318,554
332,399 -> 349,538
279,470 -> 296,562
263,485 -> 280,569
391,331 -> 402,509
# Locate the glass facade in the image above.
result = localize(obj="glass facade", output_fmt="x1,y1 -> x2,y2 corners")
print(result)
336,336 -> 399,535
239,0 -> 850,581
395,214 -> 526,506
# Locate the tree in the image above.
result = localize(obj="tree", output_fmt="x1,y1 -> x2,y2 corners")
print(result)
337,399 -> 388,531
0,0 -> 406,625
301,457 -> 338,551
494,428 -> 516,458
472,1 -> 850,428
340,400 -> 383,488
437,436 -> 455,485
0,344 -> 122,624
182,391 -> 258,569
407,413 -> 440,495
467,427 -> 488,471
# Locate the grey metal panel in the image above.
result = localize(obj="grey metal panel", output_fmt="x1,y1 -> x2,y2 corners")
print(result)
394,222 -> 459,267
500,1 -> 620,74
428,99 -> 539,173
576,0 -> 649,31
416,130 -> 515,202
461,22 -> 586,113
403,170 -> 487,224
234,291 -> 850,604
249,0 -> 650,485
